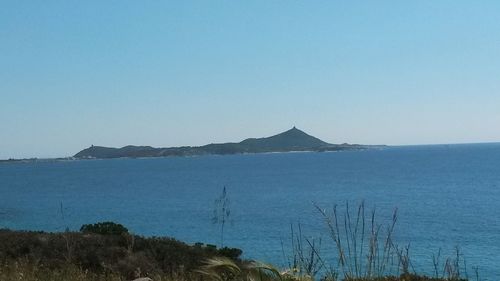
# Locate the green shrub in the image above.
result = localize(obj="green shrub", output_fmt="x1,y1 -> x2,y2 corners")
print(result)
218,247 -> 243,260
0,224 -> 243,280
80,221 -> 129,235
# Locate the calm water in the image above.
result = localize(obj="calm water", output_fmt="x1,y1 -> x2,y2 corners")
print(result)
1,144 -> 499,279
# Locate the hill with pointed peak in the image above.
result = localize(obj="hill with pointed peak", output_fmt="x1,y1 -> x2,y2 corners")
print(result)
240,126 -> 329,150
74,127 -> 376,159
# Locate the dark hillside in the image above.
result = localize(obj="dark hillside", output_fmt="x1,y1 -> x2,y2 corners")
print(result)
74,127 -> 376,159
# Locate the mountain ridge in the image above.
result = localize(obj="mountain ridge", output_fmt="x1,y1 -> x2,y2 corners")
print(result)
74,127 -> 378,159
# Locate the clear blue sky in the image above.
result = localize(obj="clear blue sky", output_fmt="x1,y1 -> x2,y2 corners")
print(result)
1,1 -> 500,159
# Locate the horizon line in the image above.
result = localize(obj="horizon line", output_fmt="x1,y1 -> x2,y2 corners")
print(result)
2,141 -> 500,161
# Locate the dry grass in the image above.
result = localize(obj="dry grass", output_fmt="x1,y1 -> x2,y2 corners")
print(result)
197,257 -> 314,281
0,260 -> 195,281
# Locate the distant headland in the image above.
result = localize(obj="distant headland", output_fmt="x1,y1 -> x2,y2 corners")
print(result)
73,127 -> 384,159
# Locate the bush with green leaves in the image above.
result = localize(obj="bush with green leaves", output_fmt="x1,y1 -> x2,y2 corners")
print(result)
79,221 -> 129,235
0,223 -> 242,280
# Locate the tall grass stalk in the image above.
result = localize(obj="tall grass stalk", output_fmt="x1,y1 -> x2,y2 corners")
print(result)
288,224 -> 324,277
315,201 -> 399,280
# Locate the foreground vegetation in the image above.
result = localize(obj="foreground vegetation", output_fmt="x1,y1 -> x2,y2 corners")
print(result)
0,204 -> 478,281
0,222 -> 241,280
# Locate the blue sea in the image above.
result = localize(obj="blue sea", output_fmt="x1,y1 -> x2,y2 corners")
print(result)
1,144 -> 499,280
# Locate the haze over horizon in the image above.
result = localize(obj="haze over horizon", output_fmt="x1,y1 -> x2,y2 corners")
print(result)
2,1 -> 500,159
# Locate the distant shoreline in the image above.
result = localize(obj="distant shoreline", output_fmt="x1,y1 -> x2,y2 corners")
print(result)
72,127 -> 381,160
0,147 -> 379,164
4,142 -> 500,162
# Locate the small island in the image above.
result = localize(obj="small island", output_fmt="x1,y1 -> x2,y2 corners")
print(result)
74,127 -> 382,159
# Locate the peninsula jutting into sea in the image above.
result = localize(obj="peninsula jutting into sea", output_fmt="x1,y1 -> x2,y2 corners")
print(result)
73,127 -> 381,159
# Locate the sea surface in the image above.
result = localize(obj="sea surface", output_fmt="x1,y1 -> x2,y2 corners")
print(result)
1,144 -> 499,279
